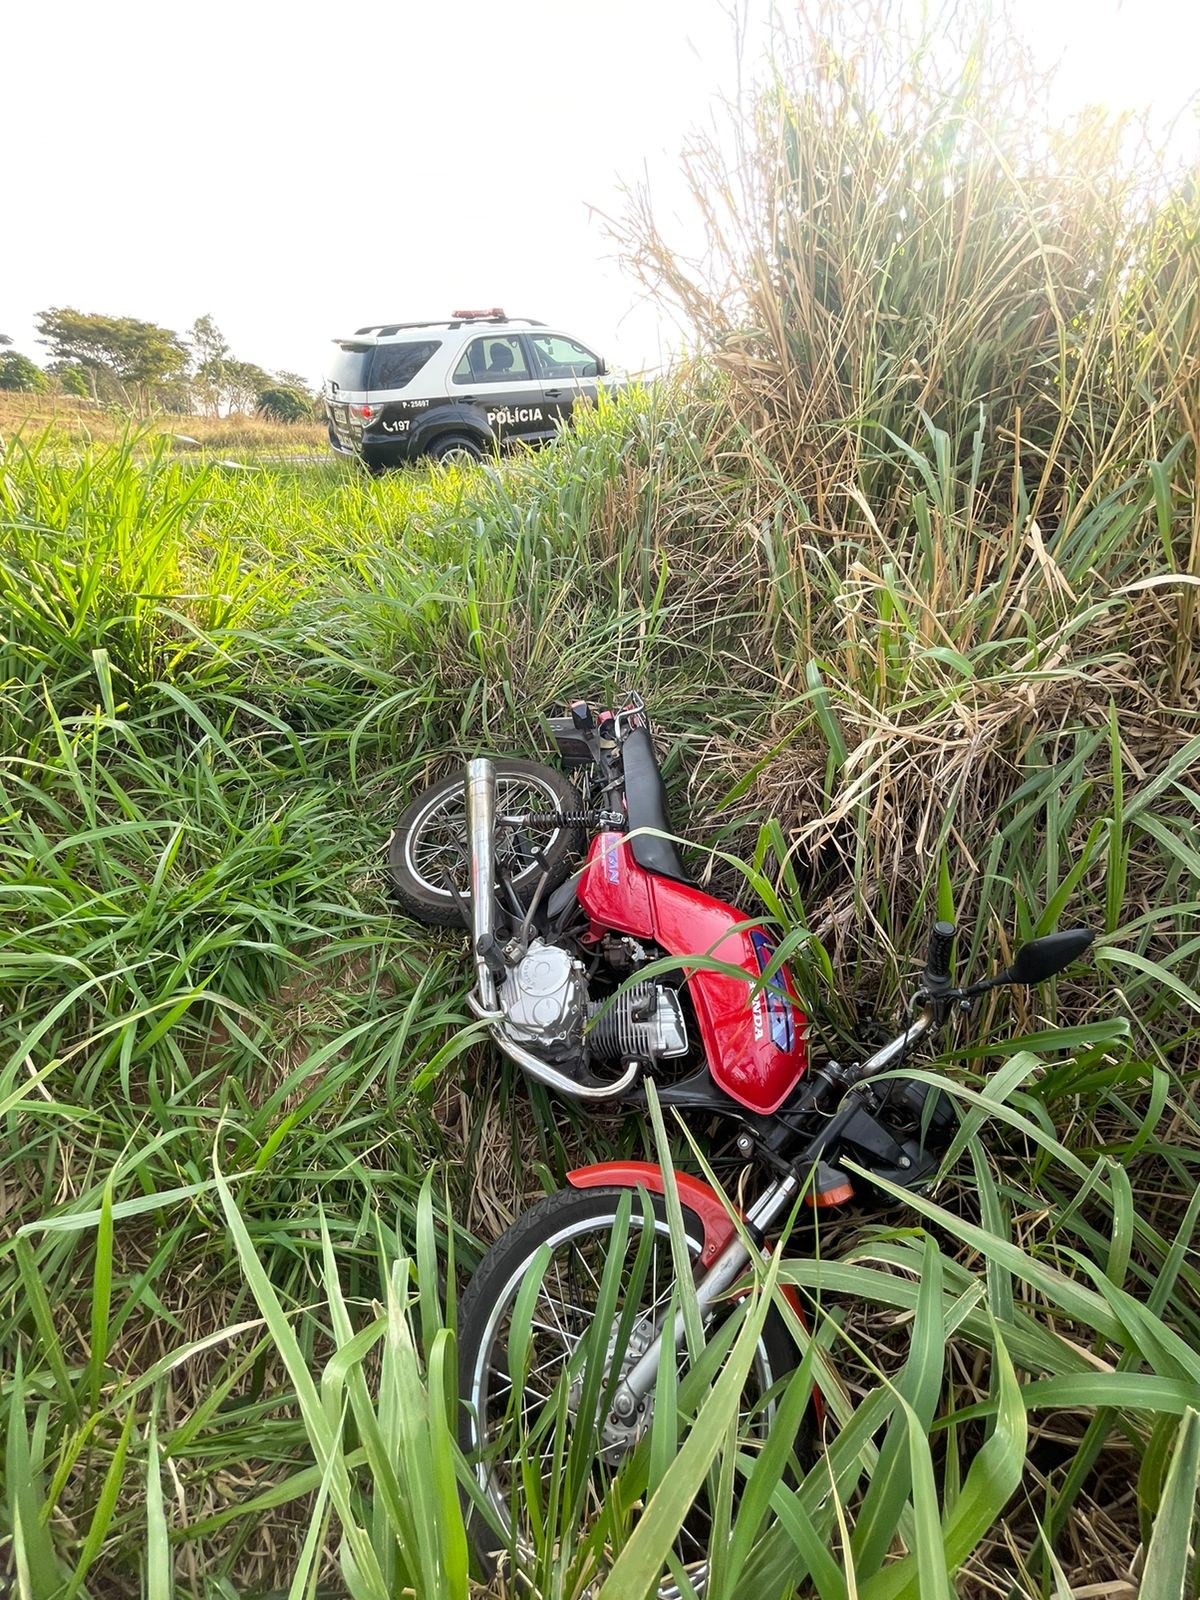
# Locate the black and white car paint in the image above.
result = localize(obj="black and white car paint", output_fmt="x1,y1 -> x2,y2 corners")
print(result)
323,312 -> 618,470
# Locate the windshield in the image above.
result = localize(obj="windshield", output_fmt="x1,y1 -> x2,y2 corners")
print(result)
325,343 -> 372,392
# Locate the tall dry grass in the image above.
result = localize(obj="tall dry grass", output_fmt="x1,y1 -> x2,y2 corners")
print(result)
618,1 -> 1200,534
612,1 -> 1200,1037
0,389 -> 327,454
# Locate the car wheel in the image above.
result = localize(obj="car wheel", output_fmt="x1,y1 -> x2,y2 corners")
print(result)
428,432 -> 485,465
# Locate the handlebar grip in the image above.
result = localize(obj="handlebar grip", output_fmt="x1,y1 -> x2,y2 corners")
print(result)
924,920 -> 957,987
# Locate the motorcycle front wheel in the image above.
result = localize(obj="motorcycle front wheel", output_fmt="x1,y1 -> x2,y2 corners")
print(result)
456,1185 -> 806,1597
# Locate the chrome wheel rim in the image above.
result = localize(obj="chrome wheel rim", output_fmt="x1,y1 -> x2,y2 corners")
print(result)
466,1206 -> 780,1598
402,774 -> 569,899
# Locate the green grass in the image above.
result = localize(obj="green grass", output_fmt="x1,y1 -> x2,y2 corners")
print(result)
2,390 -> 1198,1597
4,1 -> 1200,1593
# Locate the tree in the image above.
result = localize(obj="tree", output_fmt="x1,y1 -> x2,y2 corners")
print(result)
273,369 -> 315,398
0,334 -> 12,346
186,318 -> 282,415
0,351 -> 48,392
222,360 -> 272,414
257,386 -> 311,424
35,307 -> 189,409
49,362 -> 92,398
189,314 -> 231,416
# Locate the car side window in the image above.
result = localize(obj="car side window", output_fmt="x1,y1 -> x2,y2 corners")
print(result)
530,335 -> 599,380
369,340 -> 441,391
452,336 -> 531,384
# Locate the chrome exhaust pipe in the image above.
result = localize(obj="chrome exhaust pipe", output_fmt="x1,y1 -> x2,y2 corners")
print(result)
465,757 -> 500,1011
464,755 -> 641,1102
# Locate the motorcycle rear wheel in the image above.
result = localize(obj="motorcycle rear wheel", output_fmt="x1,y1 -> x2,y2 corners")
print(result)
387,758 -> 583,927
456,1186 -> 807,1597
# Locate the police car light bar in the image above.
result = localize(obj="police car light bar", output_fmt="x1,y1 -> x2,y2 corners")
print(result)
452,307 -> 506,319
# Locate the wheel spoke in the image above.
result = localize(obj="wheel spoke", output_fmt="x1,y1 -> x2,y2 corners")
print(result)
403,774 -> 570,895
466,1201 -> 785,1599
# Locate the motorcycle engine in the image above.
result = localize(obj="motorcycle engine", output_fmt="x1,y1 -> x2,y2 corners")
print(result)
497,940 -> 688,1064
498,942 -> 588,1048
586,982 -> 688,1061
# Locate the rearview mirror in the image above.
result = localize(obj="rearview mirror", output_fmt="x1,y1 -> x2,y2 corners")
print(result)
1003,929 -> 1095,986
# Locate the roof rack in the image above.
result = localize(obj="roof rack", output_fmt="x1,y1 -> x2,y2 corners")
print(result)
349,314 -> 546,336
352,319 -> 447,336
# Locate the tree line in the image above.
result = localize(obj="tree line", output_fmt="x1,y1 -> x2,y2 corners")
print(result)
0,311 -> 316,423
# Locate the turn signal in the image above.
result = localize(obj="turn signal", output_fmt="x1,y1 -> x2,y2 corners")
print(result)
805,1162 -> 854,1208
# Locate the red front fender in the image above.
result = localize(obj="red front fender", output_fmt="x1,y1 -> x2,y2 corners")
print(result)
568,1161 -> 736,1266
567,1159 -> 806,1320
567,1160 -> 822,1423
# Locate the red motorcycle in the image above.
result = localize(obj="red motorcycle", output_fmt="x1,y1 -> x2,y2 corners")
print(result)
388,693 -> 1093,1590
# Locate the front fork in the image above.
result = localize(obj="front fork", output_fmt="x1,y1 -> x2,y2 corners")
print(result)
605,1009 -> 940,1421
608,1173 -> 802,1422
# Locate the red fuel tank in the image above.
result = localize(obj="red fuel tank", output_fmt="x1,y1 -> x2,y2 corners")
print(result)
578,834 -> 808,1114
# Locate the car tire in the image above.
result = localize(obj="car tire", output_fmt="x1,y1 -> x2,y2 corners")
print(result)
427,432 -> 486,465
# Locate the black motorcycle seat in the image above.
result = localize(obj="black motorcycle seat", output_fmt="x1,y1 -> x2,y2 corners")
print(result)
621,726 -> 692,884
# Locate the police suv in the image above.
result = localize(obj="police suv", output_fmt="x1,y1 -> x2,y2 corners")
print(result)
323,309 -> 616,470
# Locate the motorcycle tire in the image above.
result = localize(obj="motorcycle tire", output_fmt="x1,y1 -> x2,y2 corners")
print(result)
456,1185 -> 810,1595
387,758 -> 584,928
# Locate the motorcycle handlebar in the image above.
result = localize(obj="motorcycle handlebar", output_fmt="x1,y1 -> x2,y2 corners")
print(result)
858,922 -> 963,1077
857,1009 -> 934,1078
923,920 -> 956,990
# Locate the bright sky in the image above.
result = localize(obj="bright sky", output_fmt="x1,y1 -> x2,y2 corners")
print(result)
5,0 -> 1198,386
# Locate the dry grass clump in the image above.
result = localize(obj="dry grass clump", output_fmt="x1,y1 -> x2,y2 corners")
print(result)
617,1 -> 1200,528
611,1 -> 1200,1056
0,389 -> 326,453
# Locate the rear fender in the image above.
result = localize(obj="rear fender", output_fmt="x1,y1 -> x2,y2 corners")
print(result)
408,400 -> 496,453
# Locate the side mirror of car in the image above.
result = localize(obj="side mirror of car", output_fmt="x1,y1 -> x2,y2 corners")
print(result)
594,359 -> 606,377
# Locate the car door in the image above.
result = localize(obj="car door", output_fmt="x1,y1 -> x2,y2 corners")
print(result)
528,332 -> 604,428
447,333 -> 551,444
